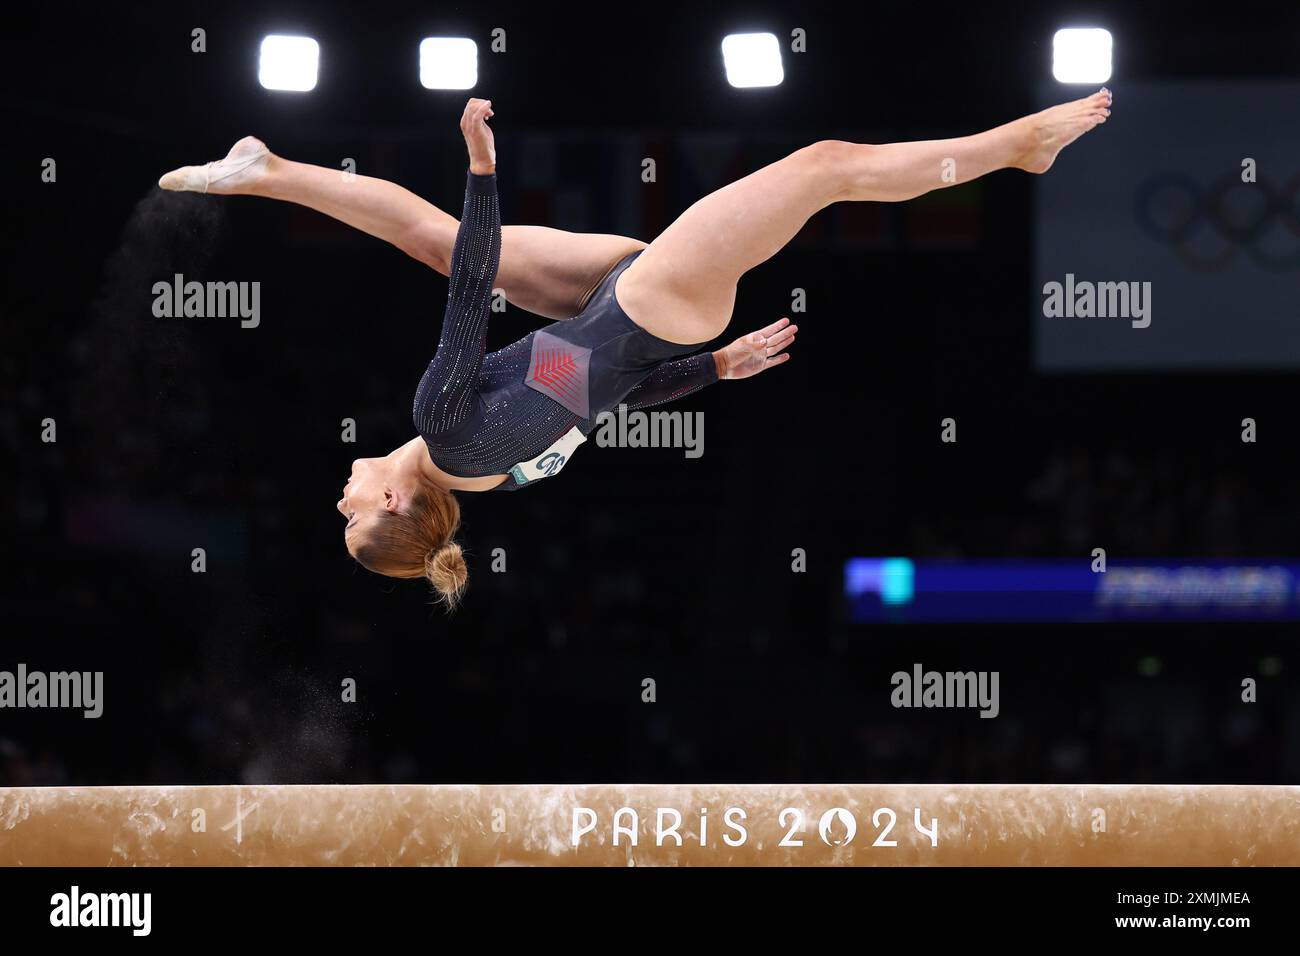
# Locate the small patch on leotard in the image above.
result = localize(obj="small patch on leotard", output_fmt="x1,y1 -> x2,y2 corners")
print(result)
507,426 -> 587,486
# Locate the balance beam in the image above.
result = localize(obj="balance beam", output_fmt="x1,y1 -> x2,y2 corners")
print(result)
2,785 -> 1297,866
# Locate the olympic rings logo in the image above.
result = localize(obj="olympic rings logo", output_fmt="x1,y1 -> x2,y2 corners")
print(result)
1133,171 -> 1300,273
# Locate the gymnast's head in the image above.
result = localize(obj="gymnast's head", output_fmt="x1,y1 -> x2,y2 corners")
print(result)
337,454 -> 468,608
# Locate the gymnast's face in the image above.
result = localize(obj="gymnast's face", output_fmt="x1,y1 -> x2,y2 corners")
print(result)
337,457 -> 400,546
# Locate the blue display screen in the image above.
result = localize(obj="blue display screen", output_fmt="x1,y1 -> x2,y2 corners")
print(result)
845,558 -> 1300,622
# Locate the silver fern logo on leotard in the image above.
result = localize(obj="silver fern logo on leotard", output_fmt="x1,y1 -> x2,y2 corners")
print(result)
524,330 -> 592,418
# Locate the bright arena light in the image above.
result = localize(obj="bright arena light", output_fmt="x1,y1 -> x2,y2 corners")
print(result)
419,37 -> 478,90
258,35 -> 320,91
1052,28 -> 1113,83
721,32 -> 784,88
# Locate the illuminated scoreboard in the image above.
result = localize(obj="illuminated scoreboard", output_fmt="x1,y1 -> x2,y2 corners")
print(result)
845,559 -> 1300,622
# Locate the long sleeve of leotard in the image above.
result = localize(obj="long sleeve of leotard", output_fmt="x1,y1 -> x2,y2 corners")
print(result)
413,171 -> 501,437
622,350 -> 719,410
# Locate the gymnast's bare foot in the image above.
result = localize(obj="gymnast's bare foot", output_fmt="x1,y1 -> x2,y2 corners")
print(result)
1014,88 -> 1112,174
158,136 -> 271,194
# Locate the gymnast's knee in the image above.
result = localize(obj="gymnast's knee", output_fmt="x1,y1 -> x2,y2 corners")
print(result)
804,139 -> 861,162
802,139 -> 888,203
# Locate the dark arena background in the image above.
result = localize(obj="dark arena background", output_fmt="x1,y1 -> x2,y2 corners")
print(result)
2,0 -> 1298,936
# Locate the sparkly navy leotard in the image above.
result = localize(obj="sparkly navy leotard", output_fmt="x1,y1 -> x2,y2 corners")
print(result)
413,171 -> 719,490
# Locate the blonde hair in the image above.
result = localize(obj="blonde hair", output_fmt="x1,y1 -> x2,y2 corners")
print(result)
349,480 -> 468,608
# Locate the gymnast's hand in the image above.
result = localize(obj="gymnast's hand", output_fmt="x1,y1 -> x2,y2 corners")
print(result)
461,97 -> 496,175
713,317 -> 797,380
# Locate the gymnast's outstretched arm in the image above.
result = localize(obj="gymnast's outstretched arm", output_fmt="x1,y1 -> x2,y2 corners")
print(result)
412,100 -> 502,437
621,317 -> 798,410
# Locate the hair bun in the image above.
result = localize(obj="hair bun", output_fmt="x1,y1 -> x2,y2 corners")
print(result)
424,541 -> 468,608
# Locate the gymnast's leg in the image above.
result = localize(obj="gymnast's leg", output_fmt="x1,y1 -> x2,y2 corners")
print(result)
616,89 -> 1112,346
159,139 -> 645,320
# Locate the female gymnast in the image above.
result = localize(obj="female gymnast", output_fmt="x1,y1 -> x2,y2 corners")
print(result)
159,90 -> 1111,605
